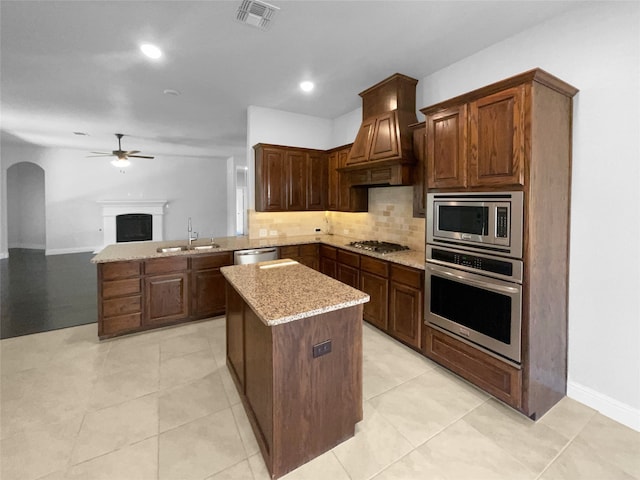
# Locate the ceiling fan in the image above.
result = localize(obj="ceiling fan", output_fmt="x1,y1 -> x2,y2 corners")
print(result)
88,133 -> 154,167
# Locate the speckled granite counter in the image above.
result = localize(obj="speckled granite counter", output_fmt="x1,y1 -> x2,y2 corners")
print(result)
221,259 -> 370,326
91,234 -> 425,270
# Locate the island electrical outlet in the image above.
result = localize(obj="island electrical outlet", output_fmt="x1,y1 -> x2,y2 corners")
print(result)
312,340 -> 332,358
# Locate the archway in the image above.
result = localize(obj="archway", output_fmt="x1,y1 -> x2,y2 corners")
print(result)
6,162 -> 45,250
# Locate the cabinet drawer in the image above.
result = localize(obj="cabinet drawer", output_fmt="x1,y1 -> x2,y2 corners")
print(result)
145,256 -> 188,275
360,256 -> 389,277
102,278 -> 141,299
279,245 -> 299,258
102,313 -> 142,335
103,295 -> 141,317
320,245 -> 337,260
424,326 -> 522,409
101,261 -> 142,280
191,252 -> 233,270
390,264 -> 422,289
299,243 -> 319,256
338,249 -> 360,268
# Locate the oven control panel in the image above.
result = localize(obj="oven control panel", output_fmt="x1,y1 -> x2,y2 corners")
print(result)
431,248 -> 513,277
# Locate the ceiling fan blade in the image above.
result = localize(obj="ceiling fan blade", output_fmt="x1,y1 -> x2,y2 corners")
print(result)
87,154 -> 114,157
128,155 -> 155,159
125,150 -> 140,155
90,151 -> 112,155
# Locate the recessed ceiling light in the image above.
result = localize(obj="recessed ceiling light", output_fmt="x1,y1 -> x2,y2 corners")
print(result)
300,81 -> 314,93
163,89 -> 181,96
140,43 -> 162,59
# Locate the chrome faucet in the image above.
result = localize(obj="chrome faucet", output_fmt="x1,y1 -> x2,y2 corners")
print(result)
188,217 -> 198,246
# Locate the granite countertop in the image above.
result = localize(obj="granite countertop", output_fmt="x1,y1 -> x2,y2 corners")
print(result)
91,233 -> 426,270
221,259 -> 370,326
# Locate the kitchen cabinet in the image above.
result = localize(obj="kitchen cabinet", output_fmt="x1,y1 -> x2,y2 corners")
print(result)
425,104 -> 468,189
255,145 -> 286,211
279,243 -> 319,270
388,264 -> 423,349
254,144 -> 327,212
191,252 -> 234,319
359,256 -> 389,330
336,249 -> 360,289
98,260 -> 143,337
411,121 -> 426,218
421,68 -> 578,419
326,144 -> 368,212
348,112 -> 403,165
144,257 -> 189,325
319,245 -> 337,278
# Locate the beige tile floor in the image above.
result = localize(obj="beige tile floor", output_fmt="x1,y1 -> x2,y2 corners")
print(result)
1,317 -> 638,480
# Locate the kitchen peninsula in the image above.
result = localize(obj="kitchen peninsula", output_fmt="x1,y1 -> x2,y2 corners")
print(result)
221,259 -> 369,479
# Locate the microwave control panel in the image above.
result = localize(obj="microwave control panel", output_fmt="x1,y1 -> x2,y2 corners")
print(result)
496,207 -> 508,238
431,248 -> 513,277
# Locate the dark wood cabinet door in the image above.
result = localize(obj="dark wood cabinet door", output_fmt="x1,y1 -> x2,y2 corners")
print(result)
337,264 -> 360,289
412,123 -> 426,218
389,281 -> 422,349
327,152 -> 339,211
191,269 -> 226,319
320,257 -> 337,279
226,282 -> 245,389
360,271 -> 388,330
286,150 -> 307,211
469,86 -> 525,187
256,146 -> 286,212
306,152 -> 327,210
144,272 -> 189,325
369,111 -> 400,161
426,105 -> 468,189
347,118 -> 375,164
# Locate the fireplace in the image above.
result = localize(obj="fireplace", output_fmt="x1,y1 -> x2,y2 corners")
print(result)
116,214 -> 152,243
97,200 -> 167,247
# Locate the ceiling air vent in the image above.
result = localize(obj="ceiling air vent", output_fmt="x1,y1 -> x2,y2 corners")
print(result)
236,0 -> 279,30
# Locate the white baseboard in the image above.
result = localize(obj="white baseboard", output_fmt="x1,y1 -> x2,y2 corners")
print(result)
8,243 -> 46,250
0,252 -> 7,260
45,246 -> 102,256
567,380 -> 640,432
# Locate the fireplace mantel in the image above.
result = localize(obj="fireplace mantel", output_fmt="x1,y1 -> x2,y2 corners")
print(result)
97,199 -> 168,247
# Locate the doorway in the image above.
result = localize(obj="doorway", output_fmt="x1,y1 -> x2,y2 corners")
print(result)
7,162 -> 45,250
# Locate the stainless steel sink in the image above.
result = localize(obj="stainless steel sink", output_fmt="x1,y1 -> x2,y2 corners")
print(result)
156,245 -> 188,253
156,243 -> 220,253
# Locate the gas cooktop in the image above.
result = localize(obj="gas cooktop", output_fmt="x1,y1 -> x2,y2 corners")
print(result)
347,240 -> 410,254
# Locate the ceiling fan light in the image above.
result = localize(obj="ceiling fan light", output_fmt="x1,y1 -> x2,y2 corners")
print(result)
111,158 -> 131,168
140,43 -> 162,59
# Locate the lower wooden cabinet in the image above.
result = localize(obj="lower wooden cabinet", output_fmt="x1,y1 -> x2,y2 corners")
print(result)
279,244 -> 320,271
424,326 -> 522,409
144,272 -> 189,325
98,252 -> 233,339
388,264 -> 423,349
360,256 -> 389,330
319,245 -> 337,278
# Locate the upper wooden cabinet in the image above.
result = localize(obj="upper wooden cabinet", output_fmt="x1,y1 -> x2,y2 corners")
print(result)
255,144 -> 327,212
327,144 -> 368,212
426,104 -> 468,189
421,69 -> 577,191
348,118 -> 375,165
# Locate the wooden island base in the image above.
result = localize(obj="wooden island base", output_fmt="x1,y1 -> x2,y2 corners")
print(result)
225,283 -> 363,479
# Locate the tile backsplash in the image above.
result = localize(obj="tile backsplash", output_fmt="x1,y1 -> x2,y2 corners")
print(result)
249,186 -> 426,251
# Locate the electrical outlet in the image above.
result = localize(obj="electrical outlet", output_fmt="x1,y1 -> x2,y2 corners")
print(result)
269,230 -> 277,236
344,229 -> 350,235
312,340 -> 332,358
315,228 -> 321,232
259,229 -> 267,237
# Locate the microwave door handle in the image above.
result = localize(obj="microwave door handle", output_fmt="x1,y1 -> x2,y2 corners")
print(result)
427,266 -> 520,294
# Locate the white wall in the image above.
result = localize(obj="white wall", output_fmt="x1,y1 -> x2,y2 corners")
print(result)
1,140 -> 229,255
246,106 -> 333,210
419,2 -> 640,429
7,162 -> 45,249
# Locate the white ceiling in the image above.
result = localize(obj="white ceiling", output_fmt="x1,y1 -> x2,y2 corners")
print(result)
1,0 -> 588,160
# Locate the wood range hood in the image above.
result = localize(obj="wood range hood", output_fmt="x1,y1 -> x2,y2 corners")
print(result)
339,73 -> 418,187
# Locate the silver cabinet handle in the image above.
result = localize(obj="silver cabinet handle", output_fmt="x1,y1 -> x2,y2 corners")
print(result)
426,264 -> 520,294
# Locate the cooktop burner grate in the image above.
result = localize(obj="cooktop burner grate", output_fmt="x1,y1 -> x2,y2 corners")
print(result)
348,240 -> 410,254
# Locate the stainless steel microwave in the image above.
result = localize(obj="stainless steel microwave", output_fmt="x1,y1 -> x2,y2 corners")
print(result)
427,191 -> 524,259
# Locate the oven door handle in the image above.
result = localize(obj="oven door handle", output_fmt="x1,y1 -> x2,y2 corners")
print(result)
426,264 -> 520,294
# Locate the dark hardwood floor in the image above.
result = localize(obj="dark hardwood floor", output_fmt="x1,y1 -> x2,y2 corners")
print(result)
1,249 -> 97,339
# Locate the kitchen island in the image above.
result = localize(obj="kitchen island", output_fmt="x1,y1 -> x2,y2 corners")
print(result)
221,259 -> 369,479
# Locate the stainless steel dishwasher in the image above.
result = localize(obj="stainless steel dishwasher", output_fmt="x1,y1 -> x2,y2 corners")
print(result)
233,247 -> 279,265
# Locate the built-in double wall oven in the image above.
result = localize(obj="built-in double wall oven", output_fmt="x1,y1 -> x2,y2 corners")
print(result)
425,192 -> 524,365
